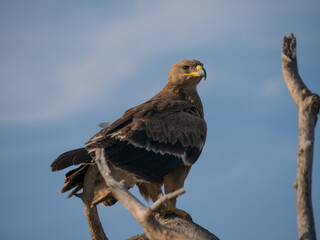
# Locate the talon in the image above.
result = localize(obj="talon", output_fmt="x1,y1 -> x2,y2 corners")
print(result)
159,207 -> 192,221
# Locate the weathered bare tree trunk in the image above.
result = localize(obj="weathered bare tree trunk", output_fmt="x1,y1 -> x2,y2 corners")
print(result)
282,33 -> 320,240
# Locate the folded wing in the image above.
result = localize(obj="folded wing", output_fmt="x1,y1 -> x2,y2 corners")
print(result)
85,99 -> 206,182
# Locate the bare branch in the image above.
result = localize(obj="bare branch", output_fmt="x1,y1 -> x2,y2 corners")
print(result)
82,165 -> 108,240
282,33 -> 320,240
128,216 -> 220,240
150,188 -> 185,212
94,148 -> 191,240
91,187 -> 112,207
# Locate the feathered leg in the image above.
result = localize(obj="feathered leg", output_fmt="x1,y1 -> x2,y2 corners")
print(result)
162,166 -> 192,220
137,179 -> 164,203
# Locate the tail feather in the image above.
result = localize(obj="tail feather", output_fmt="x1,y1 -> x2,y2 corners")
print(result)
62,165 -> 89,194
51,147 -> 91,198
51,147 -> 119,206
66,183 -> 83,199
51,148 -> 91,171
65,164 -> 86,178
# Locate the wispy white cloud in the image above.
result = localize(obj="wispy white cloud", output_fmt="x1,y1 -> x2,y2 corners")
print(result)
256,76 -> 285,99
0,0 -> 318,125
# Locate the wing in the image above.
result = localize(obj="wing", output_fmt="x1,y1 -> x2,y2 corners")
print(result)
85,99 -> 207,182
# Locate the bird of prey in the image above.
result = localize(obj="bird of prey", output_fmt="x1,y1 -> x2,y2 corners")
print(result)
51,59 -> 207,216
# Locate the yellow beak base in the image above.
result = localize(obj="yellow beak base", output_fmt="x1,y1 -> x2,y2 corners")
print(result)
184,65 -> 203,77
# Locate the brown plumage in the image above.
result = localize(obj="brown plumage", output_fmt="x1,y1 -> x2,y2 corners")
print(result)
51,59 -> 207,210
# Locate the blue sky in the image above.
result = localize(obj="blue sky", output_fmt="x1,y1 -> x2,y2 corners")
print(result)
0,1 -> 320,239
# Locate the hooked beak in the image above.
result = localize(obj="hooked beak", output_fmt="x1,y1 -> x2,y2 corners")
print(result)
184,65 -> 207,80
199,66 -> 207,80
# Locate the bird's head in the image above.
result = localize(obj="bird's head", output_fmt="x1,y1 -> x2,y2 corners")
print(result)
168,59 -> 206,87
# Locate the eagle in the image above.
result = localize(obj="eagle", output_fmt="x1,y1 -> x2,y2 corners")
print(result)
51,59 -> 207,217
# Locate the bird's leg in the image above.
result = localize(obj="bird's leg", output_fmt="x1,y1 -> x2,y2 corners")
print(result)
137,179 -> 164,208
161,166 -> 192,220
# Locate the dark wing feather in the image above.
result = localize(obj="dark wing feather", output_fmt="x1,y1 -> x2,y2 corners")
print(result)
85,99 -> 206,181
51,148 -> 91,171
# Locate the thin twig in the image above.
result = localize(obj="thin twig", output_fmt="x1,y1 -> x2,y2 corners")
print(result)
150,188 -> 185,212
91,187 -> 112,207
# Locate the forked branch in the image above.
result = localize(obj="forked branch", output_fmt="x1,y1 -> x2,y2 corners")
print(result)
94,148 -> 191,240
78,147 -> 219,239
282,33 -> 320,240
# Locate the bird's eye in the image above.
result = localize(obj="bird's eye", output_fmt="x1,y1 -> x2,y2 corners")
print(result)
182,65 -> 190,70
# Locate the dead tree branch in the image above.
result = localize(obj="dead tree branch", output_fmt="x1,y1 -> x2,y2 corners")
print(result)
77,149 -> 219,239
94,148 -> 191,240
150,188 -> 185,212
127,216 -> 219,240
282,33 -> 320,240
81,165 -> 108,240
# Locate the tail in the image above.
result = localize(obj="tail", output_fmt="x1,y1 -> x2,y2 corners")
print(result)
51,148 -> 91,198
51,148 -> 119,206
51,148 -> 90,171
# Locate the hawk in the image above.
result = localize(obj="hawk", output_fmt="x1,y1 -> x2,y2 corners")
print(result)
51,59 -> 207,216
